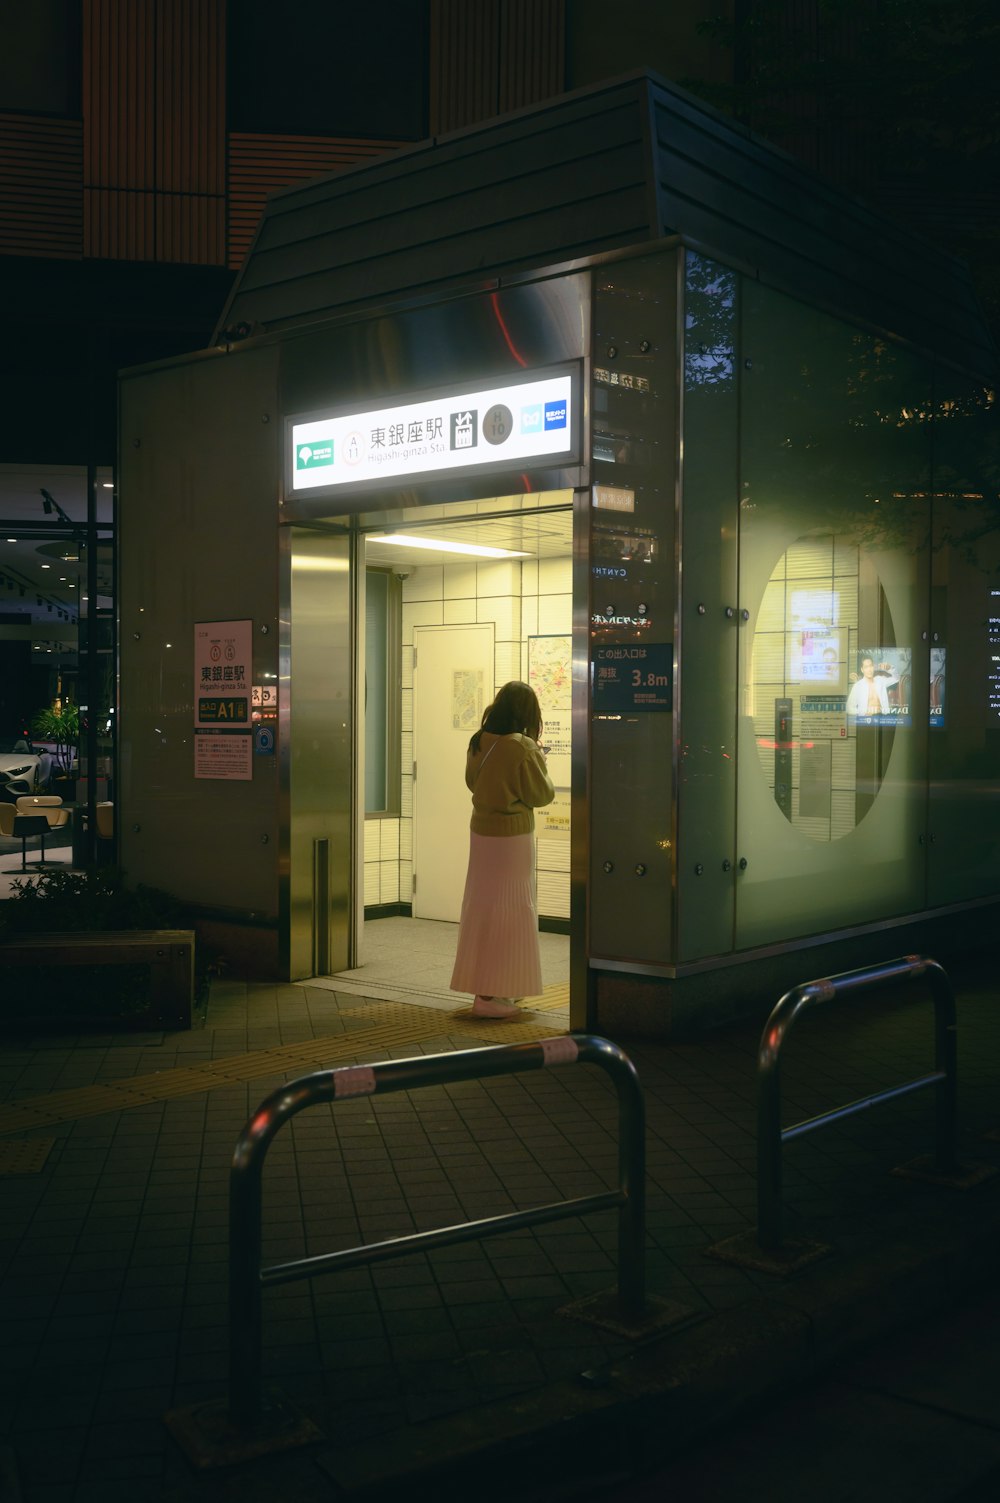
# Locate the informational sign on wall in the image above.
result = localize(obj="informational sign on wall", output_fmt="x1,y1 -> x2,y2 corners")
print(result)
592,642 -> 673,715
538,790 -> 571,840
289,366 -> 578,492
194,728 -> 253,779
988,589 -> 1000,725
252,684 -> 278,755
799,697 -> 848,739
194,619 -> 253,780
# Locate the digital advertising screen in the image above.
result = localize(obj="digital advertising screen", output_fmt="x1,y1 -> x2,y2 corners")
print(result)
930,646 -> 946,729
791,628 -> 844,689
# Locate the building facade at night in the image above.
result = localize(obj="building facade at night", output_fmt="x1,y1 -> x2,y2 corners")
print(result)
118,72 -> 998,1033
3,5 -> 997,1032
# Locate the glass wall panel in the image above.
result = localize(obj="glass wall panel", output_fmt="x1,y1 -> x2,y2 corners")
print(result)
589,252 -> 677,965
927,375 -> 1000,903
677,252 -> 740,960
736,284 -> 932,947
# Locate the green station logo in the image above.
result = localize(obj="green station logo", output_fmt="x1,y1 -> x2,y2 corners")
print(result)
296,438 -> 335,469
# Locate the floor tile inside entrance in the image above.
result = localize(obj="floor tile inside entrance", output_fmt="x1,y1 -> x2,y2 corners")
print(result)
307,914 -> 570,1015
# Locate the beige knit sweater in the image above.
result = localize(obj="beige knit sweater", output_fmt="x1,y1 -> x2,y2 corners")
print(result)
465,732 -> 555,836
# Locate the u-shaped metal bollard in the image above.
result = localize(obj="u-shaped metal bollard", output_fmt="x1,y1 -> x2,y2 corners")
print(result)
227,1033 -> 646,1428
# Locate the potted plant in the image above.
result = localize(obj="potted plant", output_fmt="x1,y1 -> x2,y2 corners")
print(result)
31,701 -> 80,799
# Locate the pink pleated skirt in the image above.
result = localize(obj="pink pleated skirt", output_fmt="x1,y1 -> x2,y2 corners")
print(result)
450,832 -> 543,1000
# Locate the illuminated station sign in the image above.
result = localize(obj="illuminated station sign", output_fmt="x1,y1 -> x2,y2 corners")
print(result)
289,370 -> 577,491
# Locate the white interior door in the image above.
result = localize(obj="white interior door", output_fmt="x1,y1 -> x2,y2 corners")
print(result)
412,623 -> 495,921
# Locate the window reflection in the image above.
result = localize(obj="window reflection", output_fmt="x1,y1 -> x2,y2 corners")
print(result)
750,534 -> 903,841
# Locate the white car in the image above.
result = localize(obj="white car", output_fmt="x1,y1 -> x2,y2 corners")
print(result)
0,737 -> 42,788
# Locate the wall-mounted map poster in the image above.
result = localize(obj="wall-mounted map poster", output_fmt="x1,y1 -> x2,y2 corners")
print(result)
528,634 -> 571,788
451,669 -> 484,732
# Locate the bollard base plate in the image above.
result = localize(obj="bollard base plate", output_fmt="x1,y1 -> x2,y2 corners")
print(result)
892,1155 -> 1000,1190
705,1230 -> 831,1277
164,1387 -> 323,1470
557,1288 -> 700,1341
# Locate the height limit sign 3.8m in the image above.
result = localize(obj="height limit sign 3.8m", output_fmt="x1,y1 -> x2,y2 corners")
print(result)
592,643 -> 673,714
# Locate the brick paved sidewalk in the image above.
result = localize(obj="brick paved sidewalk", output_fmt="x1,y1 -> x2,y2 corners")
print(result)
1,956 -> 998,1501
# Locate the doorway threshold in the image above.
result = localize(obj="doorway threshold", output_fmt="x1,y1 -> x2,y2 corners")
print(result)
306,973 -> 569,1021
314,916 -> 569,1015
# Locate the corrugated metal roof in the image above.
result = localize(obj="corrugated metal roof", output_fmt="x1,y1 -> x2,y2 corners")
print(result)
216,71 -> 995,377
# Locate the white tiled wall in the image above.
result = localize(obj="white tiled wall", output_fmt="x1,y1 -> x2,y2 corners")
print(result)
364,555 -> 572,918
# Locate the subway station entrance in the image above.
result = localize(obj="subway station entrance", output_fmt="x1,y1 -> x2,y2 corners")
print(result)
306,493 -> 576,1010
118,73 -> 999,1038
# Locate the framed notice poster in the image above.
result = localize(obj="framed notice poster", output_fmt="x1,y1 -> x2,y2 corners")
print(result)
194,620 -> 253,780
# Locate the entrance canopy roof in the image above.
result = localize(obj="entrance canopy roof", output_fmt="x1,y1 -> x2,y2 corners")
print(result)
216,71 -> 995,380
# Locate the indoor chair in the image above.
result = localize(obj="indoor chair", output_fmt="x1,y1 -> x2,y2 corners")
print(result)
8,795 -> 69,871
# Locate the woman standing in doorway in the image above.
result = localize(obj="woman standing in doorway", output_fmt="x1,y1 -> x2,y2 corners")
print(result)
451,680 -> 555,1019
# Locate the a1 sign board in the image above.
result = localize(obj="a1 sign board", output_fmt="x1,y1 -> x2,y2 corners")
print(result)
194,619 -> 253,781
289,366 -> 578,494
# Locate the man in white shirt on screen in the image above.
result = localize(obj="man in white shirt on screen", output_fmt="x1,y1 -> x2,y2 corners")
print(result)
846,655 -> 894,717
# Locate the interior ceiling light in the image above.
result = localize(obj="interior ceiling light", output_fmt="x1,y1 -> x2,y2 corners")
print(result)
367,533 -> 529,560
102,482 -> 114,489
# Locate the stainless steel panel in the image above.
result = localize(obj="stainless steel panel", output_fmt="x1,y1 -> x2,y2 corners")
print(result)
280,527 -> 352,979
118,344 -> 281,919
587,251 -> 679,967
279,274 -> 590,524
570,480 -> 591,1032
675,250 -> 740,961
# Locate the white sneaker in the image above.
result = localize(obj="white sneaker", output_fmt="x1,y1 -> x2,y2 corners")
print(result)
472,995 -> 520,1019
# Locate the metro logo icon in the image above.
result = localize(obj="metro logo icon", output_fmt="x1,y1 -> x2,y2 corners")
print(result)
520,404 -> 542,433
544,400 -> 567,430
296,439 -> 334,469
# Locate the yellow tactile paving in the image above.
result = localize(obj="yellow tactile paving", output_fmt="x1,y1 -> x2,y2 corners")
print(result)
530,982 -> 569,1011
0,1138 -> 54,1173
0,999 -> 566,1137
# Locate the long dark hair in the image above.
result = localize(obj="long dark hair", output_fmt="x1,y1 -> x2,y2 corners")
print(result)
470,680 -> 542,753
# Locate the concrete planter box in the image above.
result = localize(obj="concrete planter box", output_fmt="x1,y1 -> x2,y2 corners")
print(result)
0,930 -> 195,1031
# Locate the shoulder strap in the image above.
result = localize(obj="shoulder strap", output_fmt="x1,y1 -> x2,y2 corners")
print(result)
472,738 -> 498,785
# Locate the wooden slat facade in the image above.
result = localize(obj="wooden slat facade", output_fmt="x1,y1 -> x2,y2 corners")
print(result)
497,0 -> 565,116
154,0 -> 226,264
227,135 -> 406,271
83,0 -> 156,257
429,0 -> 501,135
80,0 -> 225,263
0,115 -> 83,258
429,0 -> 565,134
3,0 -> 569,271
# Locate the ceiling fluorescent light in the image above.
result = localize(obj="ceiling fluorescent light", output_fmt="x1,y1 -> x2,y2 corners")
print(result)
367,534 -> 529,559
